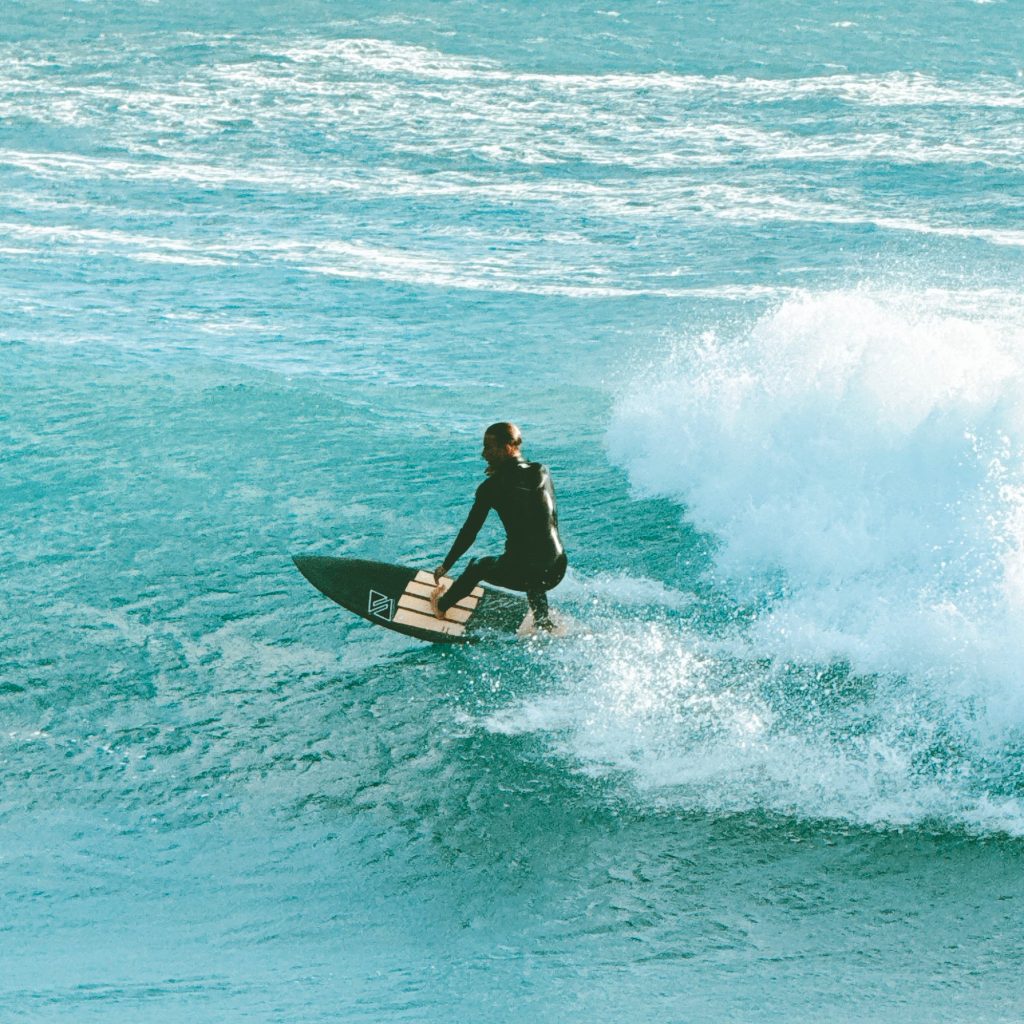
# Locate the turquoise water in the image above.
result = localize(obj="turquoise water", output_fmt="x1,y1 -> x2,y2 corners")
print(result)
4,2 -> 1024,1020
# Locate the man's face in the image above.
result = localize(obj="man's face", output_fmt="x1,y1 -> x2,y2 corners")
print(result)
482,432 -> 510,469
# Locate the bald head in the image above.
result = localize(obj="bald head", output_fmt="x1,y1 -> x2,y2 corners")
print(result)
482,422 -> 523,472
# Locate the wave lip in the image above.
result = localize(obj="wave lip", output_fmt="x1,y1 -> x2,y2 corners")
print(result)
601,289 -> 1024,831
611,289 -> 1024,682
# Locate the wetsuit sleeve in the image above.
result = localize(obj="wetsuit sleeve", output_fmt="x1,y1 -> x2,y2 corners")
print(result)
442,483 -> 491,570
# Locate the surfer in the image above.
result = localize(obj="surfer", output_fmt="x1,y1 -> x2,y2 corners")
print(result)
431,422 -> 567,631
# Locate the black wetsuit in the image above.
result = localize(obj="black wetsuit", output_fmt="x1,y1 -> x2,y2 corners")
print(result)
439,458 -> 567,626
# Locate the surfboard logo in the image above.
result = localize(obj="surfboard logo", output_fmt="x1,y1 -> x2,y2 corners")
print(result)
368,589 -> 394,621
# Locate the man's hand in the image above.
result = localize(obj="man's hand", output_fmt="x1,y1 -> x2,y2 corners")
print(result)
433,563 -> 448,583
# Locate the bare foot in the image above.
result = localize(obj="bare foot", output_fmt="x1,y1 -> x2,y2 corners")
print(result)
430,583 -> 449,620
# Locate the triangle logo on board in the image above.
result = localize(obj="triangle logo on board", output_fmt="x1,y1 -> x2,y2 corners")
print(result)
368,590 -> 394,621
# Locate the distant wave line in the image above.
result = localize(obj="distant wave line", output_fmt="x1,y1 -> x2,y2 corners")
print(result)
270,39 -> 1024,108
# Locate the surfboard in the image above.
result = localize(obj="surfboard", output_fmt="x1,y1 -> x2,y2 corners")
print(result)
292,555 -> 529,644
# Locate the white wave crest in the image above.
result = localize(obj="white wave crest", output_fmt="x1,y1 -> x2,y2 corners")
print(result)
607,287 -> 1024,741
610,291 -> 1024,706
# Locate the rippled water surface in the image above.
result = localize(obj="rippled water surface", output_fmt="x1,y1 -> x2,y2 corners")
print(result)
4,2 -> 1024,1021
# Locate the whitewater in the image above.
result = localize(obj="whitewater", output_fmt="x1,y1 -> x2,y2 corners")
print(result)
3,2 -> 1024,1021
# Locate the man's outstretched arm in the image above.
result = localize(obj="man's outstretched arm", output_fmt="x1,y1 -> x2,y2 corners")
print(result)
434,490 -> 489,581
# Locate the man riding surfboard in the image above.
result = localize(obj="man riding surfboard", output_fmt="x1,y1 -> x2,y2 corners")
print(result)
431,422 -> 567,631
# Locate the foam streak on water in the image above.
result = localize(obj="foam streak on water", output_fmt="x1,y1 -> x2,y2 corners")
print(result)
2,26 -> 1023,342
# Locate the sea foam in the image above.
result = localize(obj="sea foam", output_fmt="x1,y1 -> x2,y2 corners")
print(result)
610,291 -> 1024,698
517,289 -> 1024,832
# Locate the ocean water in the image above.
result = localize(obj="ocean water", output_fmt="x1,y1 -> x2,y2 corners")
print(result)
3,1 -> 1024,1020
